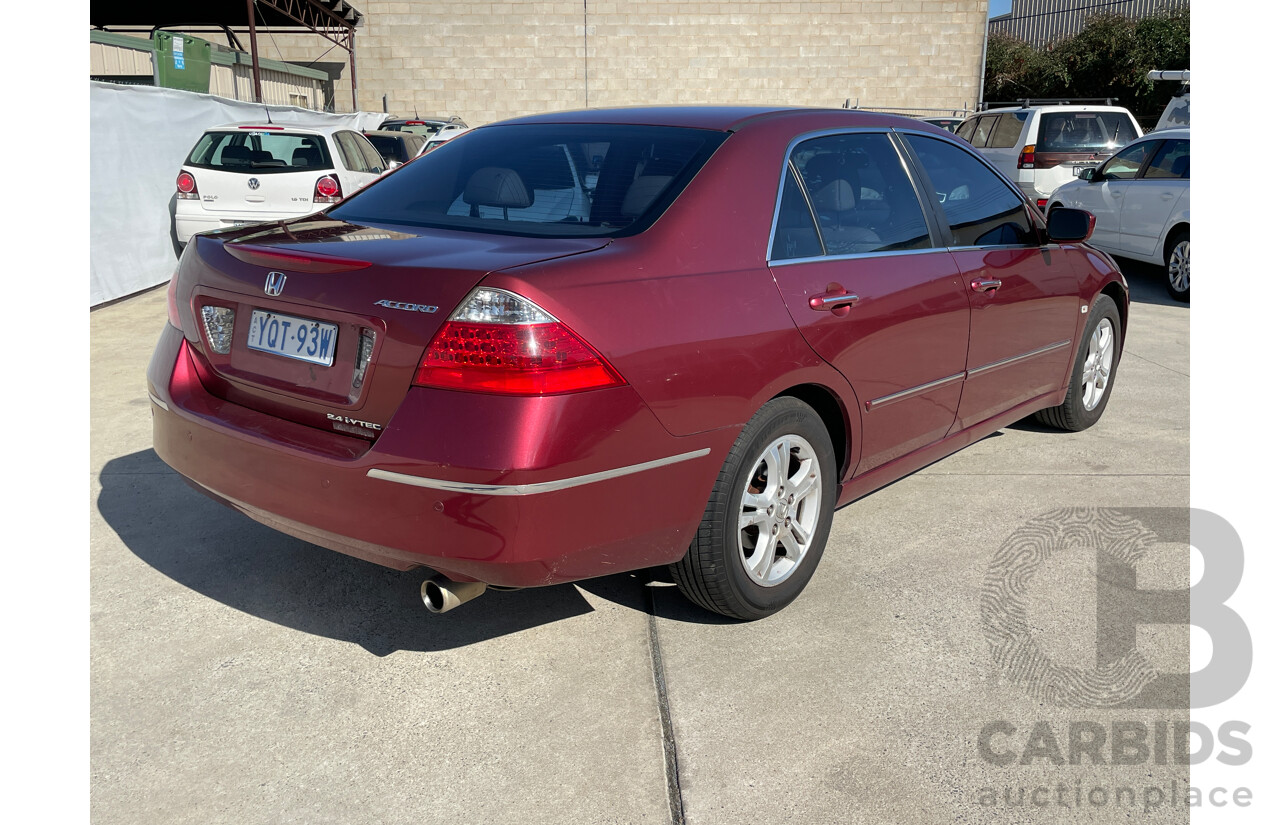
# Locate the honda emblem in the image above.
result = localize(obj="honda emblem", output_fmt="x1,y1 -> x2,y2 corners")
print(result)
264,271 -> 287,296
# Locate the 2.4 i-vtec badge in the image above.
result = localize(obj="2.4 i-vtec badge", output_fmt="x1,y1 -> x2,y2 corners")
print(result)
326,413 -> 383,432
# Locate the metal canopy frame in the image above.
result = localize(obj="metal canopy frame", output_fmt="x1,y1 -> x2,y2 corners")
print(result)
89,0 -> 363,109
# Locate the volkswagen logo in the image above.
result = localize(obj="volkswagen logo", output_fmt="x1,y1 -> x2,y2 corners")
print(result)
248,177 -> 261,190
264,271 -> 287,296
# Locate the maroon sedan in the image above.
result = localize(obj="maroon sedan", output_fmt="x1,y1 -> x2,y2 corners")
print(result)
149,106 -> 1126,620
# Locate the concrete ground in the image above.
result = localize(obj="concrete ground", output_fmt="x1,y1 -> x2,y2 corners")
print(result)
91,261 -> 1189,824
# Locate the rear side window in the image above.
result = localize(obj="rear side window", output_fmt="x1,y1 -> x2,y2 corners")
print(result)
987,113 -> 1028,148
905,135 -> 1036,248
1037,112 -> 1138,153
329,124 -> 726,238
185,130 -> 333,174
1144,139 -> 1189,179
336,131 -> 382,174
956,118 -> 978,143
969,115 -> 999,148
770,166 -> 823,260
366,134 -> 401,163
787,132 -> 931,255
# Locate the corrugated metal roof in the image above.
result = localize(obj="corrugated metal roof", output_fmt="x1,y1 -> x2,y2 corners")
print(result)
989,0 -> 1189,46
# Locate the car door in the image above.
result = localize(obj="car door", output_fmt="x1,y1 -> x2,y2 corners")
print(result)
333,131 -> 384,190
767,131 -> 970,475
1119,137 -> 1189,258
901,133 -> 1082,431
1084,138 -> 1161,252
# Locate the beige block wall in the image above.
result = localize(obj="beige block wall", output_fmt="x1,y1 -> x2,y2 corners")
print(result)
205,0 -> 989,123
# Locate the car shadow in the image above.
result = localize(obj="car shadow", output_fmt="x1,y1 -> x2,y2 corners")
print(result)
1116,256 -> 1186,308
97,449 -> 613,655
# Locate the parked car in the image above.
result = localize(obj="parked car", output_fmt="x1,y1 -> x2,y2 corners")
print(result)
151,107 -> 1127,620
378,116 -> 468,138
1048,128 -> 1190,300
955,104 -> 1142,208
920,116 -> 964,133
363,129 -> 429,168
422,125 -> 473,153
174,122 -> 386,246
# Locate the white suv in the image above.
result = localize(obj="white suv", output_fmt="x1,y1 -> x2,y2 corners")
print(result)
174,123 -> 386,246
955,104 -> 1142,208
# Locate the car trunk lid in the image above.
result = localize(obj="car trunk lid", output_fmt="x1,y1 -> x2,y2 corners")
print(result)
178,218 -> 609,438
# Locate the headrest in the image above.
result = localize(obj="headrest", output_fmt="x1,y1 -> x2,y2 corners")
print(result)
221,145 -> 251,166
811,179 -> 856,211
463,167 -> 533,209
621,175 -> 672,217
292,147 -> 322,167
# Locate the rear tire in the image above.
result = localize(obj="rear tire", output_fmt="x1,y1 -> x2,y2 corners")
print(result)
670,397 -> 837,620
1164,228 -> 1189,302
1035,294 -> 1121,432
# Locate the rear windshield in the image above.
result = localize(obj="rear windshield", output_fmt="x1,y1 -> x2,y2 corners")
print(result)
328,123 -> 727,238
366,134 -> 409,160
383,123 -> 444,137
186,130 -> 334,174
1036,112 -> 1138,153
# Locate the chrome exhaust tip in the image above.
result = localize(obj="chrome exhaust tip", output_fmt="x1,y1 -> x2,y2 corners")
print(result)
421,575 -> 488,614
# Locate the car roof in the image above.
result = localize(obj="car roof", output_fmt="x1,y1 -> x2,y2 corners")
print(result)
206,122 -> 331,135
488,105 -> 939,132
974,105 -> 1133,115
363,129 -> 416,138
383,116 -> 456,124
1146,127 -> 1190,139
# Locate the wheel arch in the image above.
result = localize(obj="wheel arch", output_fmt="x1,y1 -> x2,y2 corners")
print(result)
1164,221 -> 1190,256
1100,279 -> 1128,346
772,382 -> 856,480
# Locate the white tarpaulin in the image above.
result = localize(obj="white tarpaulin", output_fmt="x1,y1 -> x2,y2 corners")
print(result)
90,82 -> 386,306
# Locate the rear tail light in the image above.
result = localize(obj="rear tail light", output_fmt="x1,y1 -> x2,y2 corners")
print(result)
1018,144 -> 1035,169
176,171 -> 199,200
200,305 -> 236,354
166,271 -> 182,328
1036,198 -> 1048,210
414,288 -> 626,395
314,175 -> 342,203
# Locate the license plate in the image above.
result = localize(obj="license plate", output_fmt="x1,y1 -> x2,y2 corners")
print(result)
246,310 -> 338,366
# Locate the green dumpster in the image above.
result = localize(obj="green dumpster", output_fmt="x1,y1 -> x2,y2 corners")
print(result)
153,32 -> 211,94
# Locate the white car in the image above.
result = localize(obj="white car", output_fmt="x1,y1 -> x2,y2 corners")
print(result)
174,122 -> 387,245
955,104 -> 1142,209
421,125 -> 472,154
1047,128 -> 1190,301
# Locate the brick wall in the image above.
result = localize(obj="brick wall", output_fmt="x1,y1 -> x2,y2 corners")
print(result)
235,0 -> 989,123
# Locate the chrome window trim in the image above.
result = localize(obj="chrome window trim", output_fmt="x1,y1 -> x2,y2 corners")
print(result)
967,339 -> 1072,378
367,448 -> 712,496
769,247 -> 941,268
866,372 -> 966,412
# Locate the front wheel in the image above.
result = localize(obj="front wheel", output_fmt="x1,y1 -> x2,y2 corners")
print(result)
670,397 -> 837,620
1034,294 -> 1121,432
1165,229 -> 1189,302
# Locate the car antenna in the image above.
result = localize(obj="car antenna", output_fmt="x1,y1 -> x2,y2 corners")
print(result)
265,108 -> 273,125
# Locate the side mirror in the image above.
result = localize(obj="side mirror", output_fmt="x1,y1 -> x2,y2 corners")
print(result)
1077,167 -> 1099,182
1046,207 -> 1095,243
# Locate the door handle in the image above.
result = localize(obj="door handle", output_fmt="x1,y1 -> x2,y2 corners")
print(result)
809,290 -> 859,311
970,277 -> 1002,292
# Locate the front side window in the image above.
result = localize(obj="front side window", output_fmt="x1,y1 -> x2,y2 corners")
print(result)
336,132 -> 380,174
955,118 -> 978,143
1143,139 -> 1189,179
329,124 -> 726,238
786,132 -> 931,256
1100,140 -> 1158,180
904,134 -> 1036,248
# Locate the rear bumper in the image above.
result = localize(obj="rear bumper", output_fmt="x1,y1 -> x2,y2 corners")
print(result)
147,324 -> 731,587
174,205 -> 309,243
